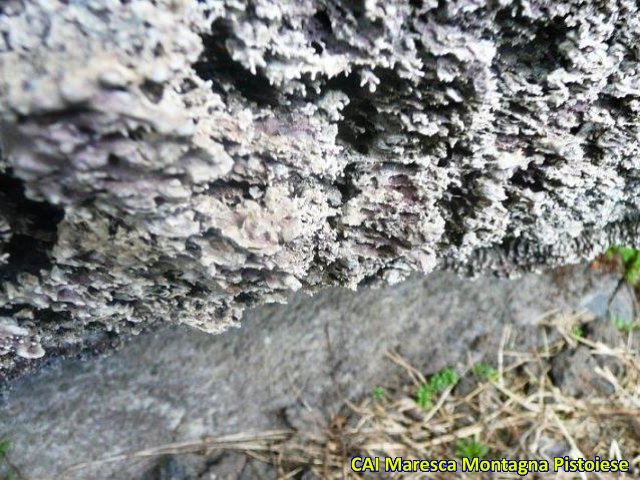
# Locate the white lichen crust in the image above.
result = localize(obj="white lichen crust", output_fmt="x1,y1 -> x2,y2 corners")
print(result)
1,0 -> 640,376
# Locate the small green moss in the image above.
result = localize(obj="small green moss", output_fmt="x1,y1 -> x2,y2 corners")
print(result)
0,438 -> 12,480
611,314 -> 640,333
0,439 -> 9,458
416,384 -> 433,409
416,367 -> 459,410
456,438 -> 489,459
472,362 -> 499,382
571,326 -> 584,338
372,386 -> 386,401
428,367 -> 459,393
606,246 -> 640,285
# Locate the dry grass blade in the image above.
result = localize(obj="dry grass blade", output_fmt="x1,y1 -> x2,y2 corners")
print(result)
57,430 -> 293,477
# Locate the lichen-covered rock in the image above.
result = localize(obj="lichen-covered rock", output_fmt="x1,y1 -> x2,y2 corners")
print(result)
1,0 -> 640,378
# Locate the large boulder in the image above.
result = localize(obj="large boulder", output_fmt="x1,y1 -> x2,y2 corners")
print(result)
1,0 -> 639,377
0,267 -> 627,479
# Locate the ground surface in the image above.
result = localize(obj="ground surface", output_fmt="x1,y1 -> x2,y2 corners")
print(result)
0,265 -> 630,479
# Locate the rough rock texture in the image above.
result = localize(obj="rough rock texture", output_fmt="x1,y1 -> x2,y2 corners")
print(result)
1,0 -> 640,375
1,267 -> 631,480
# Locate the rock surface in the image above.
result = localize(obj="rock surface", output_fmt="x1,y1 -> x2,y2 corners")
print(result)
0,266 -> 629,480
1,0 -> 640,375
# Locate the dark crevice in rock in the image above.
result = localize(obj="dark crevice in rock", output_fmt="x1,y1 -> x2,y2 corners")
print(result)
334,162 -> 362,204
206,178 -> 258,203
438,171 -> 485,247
509,153 -> 564,195
193,19 -> 280,107
0,172 -> 64,282
494,10 -> 571,77
601,94 -> 636,118
327,72 -> 379,154
140,79 -> 164,103
510,167 -> 547,193
310,9 -> 333,38
13,105 -> 90,127
0,324 -> 126,389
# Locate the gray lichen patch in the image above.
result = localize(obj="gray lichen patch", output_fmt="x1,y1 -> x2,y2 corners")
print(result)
1,0 -> 640,378
0,317 -> 44,359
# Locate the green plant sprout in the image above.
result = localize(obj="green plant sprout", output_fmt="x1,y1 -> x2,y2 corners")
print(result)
456,438 -> 489,459
571,326 -> 584,338
372,386 -> 386,401
416,384 -> 433,410
611,314 -> 640,333
0,439 -> 9,457
0,437 -> 13,480
606,246 -> 640,285
472,362 -> 499,382
416,367 -> 459,410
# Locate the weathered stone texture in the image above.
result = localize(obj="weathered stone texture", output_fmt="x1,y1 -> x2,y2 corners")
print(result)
1,0 -> 640,375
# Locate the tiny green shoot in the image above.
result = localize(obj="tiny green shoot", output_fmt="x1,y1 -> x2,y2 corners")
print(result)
611,315 -> 640,333
416,384 -> 433,410
472,362 -> 499,382
0,438 -> 13,480
456,438 -> 489,459
372,386 -> 385,401
416,367 -> 459,410
0,439 -> 9,458
606,246 -> 640,285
